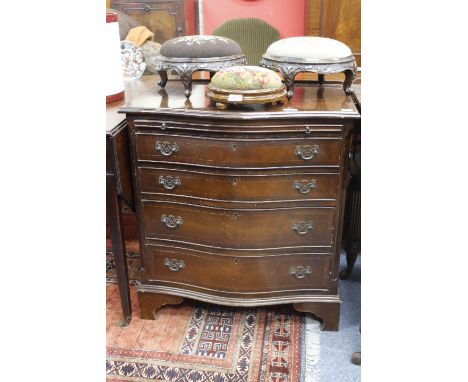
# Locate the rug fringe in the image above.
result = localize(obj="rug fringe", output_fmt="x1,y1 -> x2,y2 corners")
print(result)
303,316 -> 321,382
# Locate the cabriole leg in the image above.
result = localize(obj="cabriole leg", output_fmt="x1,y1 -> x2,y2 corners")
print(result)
343,69 -> 355,95
318,74 -> 325,85
158,70 -> 168,87
179,71 -> 194,98
281,70 -> 297,98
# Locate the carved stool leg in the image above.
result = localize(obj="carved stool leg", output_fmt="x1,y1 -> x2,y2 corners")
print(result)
293,301 -> 341,331
343,69 -> 355,95
179,71 -> 194,98
281,70 -> 297,98
318,74 -> 325,85
138,292 -> 184,320
158,70 -> 168,87
340,244 -> 360,280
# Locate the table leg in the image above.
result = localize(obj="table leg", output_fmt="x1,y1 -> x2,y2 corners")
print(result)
106,174 -> 132,326
340,244 -> 360,280
351,352 -> 361,365
340,169 -> 360,280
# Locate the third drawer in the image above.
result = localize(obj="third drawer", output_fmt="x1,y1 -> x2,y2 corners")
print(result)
143,201 -> 335,249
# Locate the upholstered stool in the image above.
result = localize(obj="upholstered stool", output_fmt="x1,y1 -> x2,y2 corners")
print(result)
207,65 -> 287,109
260,37 -> 356,97
155,35 -> 246,97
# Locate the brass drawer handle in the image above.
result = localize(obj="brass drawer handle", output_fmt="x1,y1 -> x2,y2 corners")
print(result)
289,265 -> 312,279
155,141 -> 178,156
291,221 -> 314,235
164,258 -> 185,272
161,214 -> 183,229
295,144 -> 320,160
293,180 -> 317,194
159,175 -> 181,190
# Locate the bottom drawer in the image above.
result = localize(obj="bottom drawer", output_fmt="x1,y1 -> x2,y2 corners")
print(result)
146,245 -> 332,294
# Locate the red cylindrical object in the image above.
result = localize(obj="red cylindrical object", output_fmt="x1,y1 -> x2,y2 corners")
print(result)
106,12 -> 118,23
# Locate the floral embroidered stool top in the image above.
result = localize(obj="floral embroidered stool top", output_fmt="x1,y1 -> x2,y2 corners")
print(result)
210,65 -> 283,91
207,66 -> 287,109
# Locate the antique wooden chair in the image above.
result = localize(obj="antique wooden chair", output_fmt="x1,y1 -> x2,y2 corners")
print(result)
212,18 -> 280,65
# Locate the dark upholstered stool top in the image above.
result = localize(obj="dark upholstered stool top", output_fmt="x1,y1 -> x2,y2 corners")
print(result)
159,35 -> 242,59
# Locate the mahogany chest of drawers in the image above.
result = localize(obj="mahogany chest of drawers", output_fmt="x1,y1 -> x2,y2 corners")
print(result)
121,78 -> 360,330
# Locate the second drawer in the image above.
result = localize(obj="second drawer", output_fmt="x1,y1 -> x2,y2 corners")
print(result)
143,201 -> 335,249
140,167 -> 339,202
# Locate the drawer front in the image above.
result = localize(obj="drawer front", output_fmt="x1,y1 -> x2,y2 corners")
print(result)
147,245 -> 332,293
143,201 -> 335,249
140,167 -> 339,202
136,133 -> 342,168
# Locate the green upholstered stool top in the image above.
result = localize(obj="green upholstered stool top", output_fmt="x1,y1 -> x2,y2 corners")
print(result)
213,18 -> 279,65
210,65 -> 283,91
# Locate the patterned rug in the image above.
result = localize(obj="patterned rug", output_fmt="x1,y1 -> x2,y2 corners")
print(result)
106,214 -> 321,381
106,210 -> 141,285
106,251 -> 142,286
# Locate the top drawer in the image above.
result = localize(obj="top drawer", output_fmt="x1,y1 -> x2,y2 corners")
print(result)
135,133 -> 342,169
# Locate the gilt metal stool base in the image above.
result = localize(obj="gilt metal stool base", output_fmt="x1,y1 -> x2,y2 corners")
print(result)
260,55 -> 356,97
155,54 -> 246,98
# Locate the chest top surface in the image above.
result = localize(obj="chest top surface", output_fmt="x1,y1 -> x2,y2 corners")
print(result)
119,75 -> 360,121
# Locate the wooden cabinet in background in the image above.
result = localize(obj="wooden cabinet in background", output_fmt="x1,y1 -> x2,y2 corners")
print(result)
306,0 -> 361,67
110,0 -> 186,44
